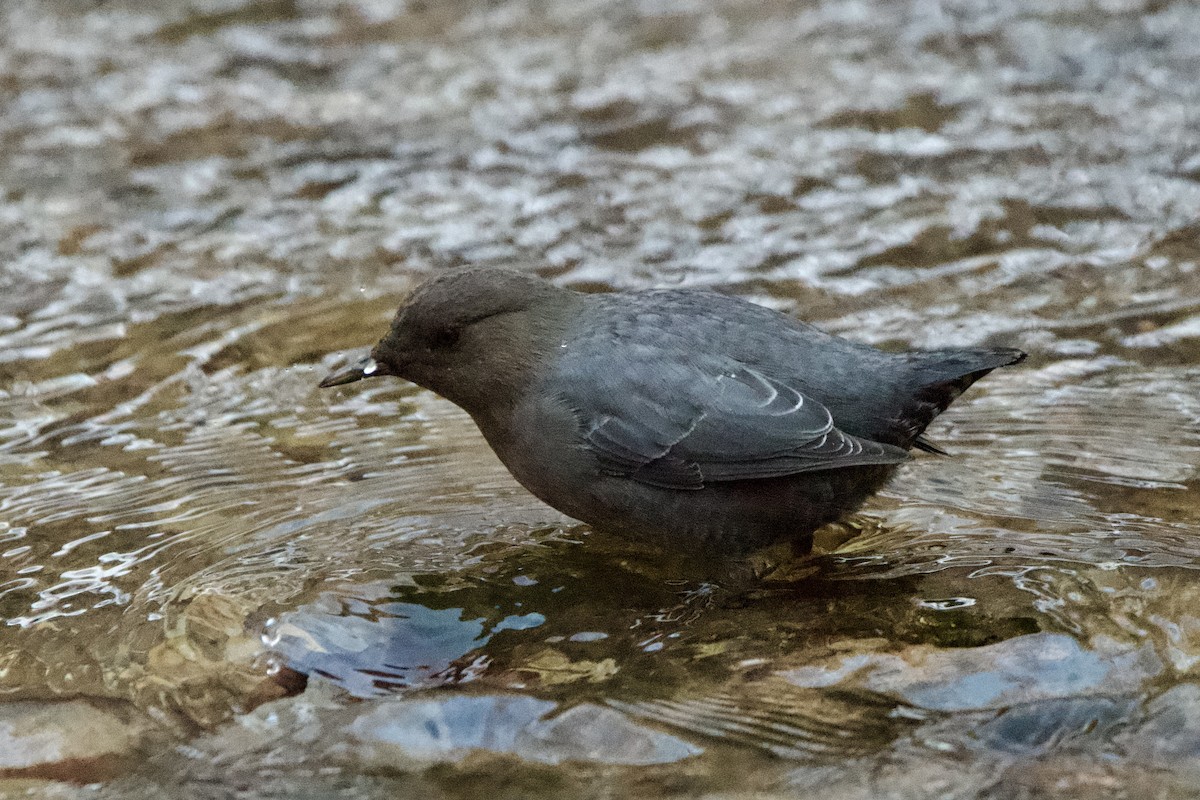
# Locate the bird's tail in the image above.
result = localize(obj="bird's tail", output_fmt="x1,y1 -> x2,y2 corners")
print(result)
897,347 -> 1026,450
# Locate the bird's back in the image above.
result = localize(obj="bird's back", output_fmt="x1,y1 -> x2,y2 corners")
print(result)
573,288 -> 1023,450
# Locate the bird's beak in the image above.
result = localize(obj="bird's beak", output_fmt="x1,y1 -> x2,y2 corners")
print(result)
319,355 -> 384,388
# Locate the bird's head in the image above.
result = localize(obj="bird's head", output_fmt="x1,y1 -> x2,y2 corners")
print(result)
320,267 -> 577,418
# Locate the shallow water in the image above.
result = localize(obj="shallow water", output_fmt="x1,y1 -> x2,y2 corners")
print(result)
2,0 -> 1200,796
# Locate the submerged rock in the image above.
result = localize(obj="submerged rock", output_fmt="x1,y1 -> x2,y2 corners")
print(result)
1119,683 -> 1200,778
345,694 -> 700,767
0,699 -> 150,782
782,633 -> 1162,711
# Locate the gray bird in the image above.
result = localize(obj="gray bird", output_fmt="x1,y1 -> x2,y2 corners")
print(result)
320,267 -> 1024,557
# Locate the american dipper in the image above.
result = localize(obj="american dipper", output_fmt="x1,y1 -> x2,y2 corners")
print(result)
320,267 -> 1024,556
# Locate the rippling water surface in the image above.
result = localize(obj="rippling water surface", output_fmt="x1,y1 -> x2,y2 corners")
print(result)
2,0 -> 1200,797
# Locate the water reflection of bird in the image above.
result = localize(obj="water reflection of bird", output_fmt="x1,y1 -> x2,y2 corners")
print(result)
320,267 -> 1024,559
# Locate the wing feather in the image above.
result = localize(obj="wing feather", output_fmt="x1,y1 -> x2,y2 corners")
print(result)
558,354 -> 907,490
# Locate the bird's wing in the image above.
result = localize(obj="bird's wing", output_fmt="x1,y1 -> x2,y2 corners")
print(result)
555,353 -> 908,490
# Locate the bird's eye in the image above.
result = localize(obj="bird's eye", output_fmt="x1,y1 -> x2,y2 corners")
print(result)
431,326 -> 460,349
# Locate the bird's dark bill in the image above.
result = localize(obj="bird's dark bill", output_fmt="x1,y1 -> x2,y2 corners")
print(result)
319,356 -> 382,388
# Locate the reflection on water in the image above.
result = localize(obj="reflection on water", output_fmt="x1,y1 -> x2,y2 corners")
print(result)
269,590 -> 545,697
3,0 -> 1200,796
